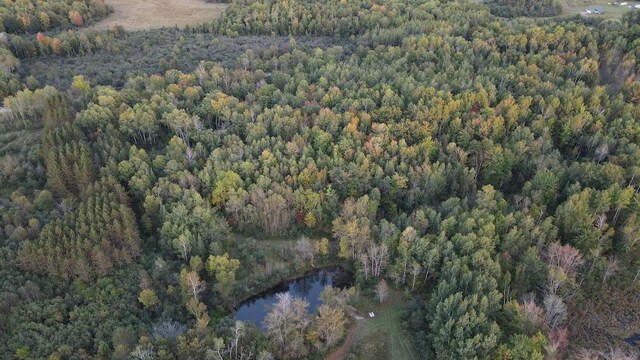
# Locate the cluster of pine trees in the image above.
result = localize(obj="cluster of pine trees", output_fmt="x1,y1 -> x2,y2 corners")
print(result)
17,176 -> 141,281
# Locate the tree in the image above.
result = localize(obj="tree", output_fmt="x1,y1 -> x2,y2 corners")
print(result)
180,268 -> 205,301
543,294 -> 566,331
118,104 -> 158,144
308,305 -> 347,350
138,289 -> 159,309
263,293 -> 310,359
152,322 -> 187,342
375,279 -> 389,303
395,227 -> 418,284
546,242 -> 583,297
211,170 -> 243,206
332,196 -> 374,259
369,243 -> 389,278
68,11 -> 84,26
547,242 -> 584,277
174,231 -> 193,262
320,286 -> 356,312
70,75 -> 91,105
162,109 -> 201,143
207,253 -> 241,302
316,238 -> 329,257
495,333 -> 546,360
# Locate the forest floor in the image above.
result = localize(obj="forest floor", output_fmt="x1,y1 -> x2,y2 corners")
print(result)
91,0 -> 228,31
326,291 -> 418,360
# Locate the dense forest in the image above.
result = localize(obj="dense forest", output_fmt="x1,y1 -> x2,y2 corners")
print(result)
488,0 -> 562,18
2,0 -> 640,359
0,0 -> 112,34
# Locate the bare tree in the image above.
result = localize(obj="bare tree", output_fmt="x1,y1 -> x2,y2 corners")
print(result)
369,243 -> 389,278
174,231 -> 192,262
131,345 -> 156,360
263,293 -> 310,359
180,269 -> 205,300
548,242 -> 584,277
520,299 -> 543,328
375,279 -> 389,304
595,143 -> 610,164
210,321 -> 254,360
547,267 -> 566,296
544,294 -> 567,330
152,321 -> 187,342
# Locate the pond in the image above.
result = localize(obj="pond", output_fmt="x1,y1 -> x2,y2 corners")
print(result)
235,267 -> 353,328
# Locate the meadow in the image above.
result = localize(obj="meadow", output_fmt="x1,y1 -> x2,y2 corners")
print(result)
91,0 -> 228,30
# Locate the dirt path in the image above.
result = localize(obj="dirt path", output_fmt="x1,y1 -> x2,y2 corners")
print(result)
91,0 -> 228,31
325,319 -> 364,360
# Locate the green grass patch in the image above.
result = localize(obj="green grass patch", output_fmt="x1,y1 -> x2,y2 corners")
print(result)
561,1 -> 640,18
344,291 -> 418,360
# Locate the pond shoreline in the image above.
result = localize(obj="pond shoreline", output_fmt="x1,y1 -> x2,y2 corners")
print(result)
232,263 -> 352,310
234,266 -> 354,327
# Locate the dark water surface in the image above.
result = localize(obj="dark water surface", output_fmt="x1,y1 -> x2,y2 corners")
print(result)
625,333 -> 640,347
235,267 -> 353,328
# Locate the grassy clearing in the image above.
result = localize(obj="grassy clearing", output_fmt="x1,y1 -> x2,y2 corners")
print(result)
561,0 -> 640,18
327,291 -> 418,360
480,0 -> 639,19
91,0 -> 228,31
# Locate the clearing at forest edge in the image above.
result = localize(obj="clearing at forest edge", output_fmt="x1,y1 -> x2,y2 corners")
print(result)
326,292 -> 417,360
91,0 -> 228,31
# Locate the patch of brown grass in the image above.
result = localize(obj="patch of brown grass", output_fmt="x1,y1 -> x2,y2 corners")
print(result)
91,0 -> 228,31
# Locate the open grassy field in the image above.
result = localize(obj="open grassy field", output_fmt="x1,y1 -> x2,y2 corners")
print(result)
91,0 -> 228,31
327,291 -> 418,360
561,0 -> 640,18
480,0 -> 639,18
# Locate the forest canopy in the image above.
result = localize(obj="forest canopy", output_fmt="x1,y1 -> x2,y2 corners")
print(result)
488,0 -> 562,17
2,0 -> 640,359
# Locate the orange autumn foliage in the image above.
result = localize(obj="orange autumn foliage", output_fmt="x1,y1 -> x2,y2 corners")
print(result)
52,38 -> 62,54
69,10 -> 84,26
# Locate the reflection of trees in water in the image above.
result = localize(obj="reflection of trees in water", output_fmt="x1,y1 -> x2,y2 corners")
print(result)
237,268 -> 354,324
292,272 -> 316,296
320,269 -> 330,286
332,269 -> 354,288
239,283 -> 289,307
